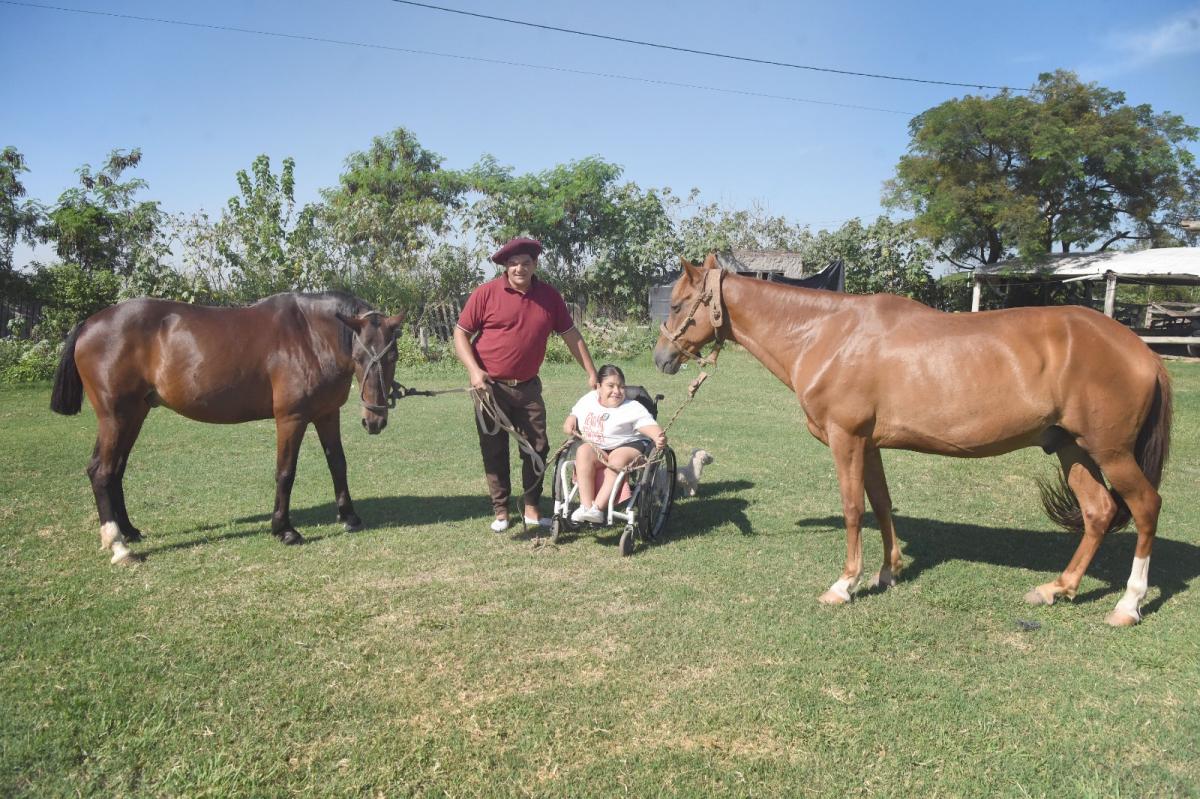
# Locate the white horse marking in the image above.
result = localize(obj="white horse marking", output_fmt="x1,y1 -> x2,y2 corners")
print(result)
100,521 -> 133,564
1112,555 -> 1150,623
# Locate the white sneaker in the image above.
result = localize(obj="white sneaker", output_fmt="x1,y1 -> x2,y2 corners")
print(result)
571,505 -> 605,524
523,516 -> 552,529
490,518 -> 510,533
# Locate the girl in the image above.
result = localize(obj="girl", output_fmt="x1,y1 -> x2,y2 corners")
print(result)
562,364 -> 667,524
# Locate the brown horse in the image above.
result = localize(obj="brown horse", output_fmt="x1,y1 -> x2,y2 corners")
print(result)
50,292 -> 406,564
654,255 -> 1172,626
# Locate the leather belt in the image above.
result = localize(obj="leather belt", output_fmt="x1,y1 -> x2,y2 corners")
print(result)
494,377 -> 528,387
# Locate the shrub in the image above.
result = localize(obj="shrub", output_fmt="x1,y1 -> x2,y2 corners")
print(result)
580,319 -> 658,362
0,337 -> 58,384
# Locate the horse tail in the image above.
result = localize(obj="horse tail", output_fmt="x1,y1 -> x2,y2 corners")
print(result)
1039,473 -> 1085,535
50,323 -> 85,415
1039,361 -> 1172,534
1128,360 -> 1173,497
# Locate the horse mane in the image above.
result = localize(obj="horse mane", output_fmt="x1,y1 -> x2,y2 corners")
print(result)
254,291 -> 375,356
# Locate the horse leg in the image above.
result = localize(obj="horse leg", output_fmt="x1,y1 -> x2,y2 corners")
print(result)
1026,444 -> 1116,607
87,402 -> 147,564
1097,454 -> 1161,626
864,446 -> 902,590
110,403 -> 149,542
819,428 -> 867,605
313,410 -> 362,531
271,416 -> 308,545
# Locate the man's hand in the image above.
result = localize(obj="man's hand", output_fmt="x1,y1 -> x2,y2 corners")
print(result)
469,369 -> 492,391
587,371 -> 599,391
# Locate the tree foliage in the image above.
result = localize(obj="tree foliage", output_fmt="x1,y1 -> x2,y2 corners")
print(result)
801,217 -> 938,304
887,70 -> 1200,265
676,197 -> 810,261
321,127 -> 467,278
40,149 -> 165,275
1,146 -> 42,274
468,156 -> 677,314
210,154 -> 325,300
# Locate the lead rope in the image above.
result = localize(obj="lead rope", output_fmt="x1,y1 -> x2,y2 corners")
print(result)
471,385 -> 551,540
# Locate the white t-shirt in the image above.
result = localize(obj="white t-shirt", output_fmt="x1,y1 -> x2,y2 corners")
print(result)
570,391 -> 658,449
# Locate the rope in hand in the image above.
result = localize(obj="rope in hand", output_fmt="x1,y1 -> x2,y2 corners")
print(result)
471,385 -> 552,540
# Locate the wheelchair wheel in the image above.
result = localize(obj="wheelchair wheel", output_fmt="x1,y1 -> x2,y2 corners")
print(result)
619,523 -> 636,556
636,447 -> 676,543
549,441 -> 582,542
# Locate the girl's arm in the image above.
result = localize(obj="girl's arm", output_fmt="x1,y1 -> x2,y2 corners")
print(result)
638,423 -> 666,449
563,414 -> 579,436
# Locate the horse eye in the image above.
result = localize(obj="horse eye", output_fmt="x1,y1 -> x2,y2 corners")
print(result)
670,303 -> 682,313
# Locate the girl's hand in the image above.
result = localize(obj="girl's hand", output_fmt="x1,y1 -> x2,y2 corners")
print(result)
563,416 -> 578,436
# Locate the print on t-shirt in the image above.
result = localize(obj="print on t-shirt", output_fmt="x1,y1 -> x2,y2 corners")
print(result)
570,391 -> 657,450
581,410 -> 610,443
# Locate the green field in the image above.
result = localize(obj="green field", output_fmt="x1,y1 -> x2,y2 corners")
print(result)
2,350 -> 1198,797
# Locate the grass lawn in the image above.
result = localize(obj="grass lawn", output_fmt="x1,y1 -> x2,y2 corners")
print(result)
2,349 -> 1198,797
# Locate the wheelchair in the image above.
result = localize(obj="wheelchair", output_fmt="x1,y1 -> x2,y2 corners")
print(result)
549,386 -> 677,556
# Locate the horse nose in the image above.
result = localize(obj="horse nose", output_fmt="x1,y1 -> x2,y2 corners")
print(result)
363,415 -> 387,435
653,346 -> 676,374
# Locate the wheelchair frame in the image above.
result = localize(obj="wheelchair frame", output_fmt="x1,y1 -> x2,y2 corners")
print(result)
549,439 -> 676,556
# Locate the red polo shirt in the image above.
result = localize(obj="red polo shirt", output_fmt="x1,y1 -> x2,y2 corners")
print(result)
456,275 -> 575,381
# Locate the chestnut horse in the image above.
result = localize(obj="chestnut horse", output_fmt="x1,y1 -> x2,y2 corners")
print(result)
50,292 -> 405,564
655,256 -> 1172,626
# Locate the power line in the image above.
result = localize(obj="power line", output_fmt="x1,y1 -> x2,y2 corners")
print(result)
388,0 -> 1033,93
1,1 -> 916,115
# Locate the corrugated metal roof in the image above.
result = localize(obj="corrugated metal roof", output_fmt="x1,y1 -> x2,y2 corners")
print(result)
716,249 -> 807,279
974,247 -> 1200,282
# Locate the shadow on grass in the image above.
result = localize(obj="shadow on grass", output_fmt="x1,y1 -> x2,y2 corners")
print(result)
139,494 -> 494,557
795,514 -> 1198,618
544,479 -> 757,553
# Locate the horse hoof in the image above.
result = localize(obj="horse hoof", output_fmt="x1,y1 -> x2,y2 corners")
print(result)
869,570 -> 896,590
281,530 -> 304,546
110,546 -> 141,566
818,590 -> 849,606
341,515 -> 364,532
1105,611 -> 1140,627
1024,585 -> 1056,606
123,528 -> 143,543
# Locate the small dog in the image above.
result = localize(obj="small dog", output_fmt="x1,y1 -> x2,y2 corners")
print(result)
676,449 -> 714,497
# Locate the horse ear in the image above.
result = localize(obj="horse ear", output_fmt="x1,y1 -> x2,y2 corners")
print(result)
681,257 -> 701,283
385,311 -> 406,330
336,312 -> 366,333
702,252 -> 720,270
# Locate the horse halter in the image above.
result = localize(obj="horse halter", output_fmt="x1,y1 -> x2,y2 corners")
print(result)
355,313 -> 403,413
658,266 -> 726,368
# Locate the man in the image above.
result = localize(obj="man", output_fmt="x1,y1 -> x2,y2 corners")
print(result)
454,237 -> 598,532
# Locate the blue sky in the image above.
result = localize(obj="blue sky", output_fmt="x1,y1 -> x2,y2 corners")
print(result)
3,0 -> 1199,268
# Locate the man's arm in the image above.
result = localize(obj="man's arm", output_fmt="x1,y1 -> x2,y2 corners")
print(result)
560,328 -> 598,389
453,327 -> 491,390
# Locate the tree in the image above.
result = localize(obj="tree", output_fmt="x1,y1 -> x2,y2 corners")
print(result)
676,196 -> 811,262
469,156 -> 676,314
212,154 -> 323,300
886,70 -> 1200,266
586,182 -> 678,315
1,146 -> 41,274
800,217 -> 938,304
41,149 -> 165,274
321,127 -> 466,279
